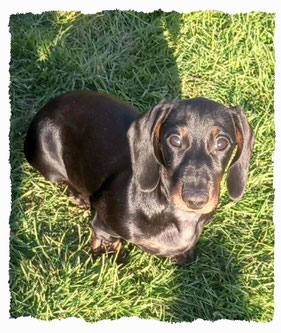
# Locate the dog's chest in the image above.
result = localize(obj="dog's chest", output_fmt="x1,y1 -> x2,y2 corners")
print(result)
133,210 -> 206,257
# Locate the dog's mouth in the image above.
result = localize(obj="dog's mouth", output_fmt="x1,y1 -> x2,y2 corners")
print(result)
171,184 -> 220,214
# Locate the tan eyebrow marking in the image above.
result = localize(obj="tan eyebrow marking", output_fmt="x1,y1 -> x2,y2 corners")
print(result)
180,127 -> 188,137
211,128 -> 220,136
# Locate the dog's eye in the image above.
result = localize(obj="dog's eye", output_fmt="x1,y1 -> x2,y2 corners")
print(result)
169,135 -> 182,147
216,137 -> 229,151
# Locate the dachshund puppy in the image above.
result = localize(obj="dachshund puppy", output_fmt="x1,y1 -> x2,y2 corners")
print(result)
24,90 -> 254,264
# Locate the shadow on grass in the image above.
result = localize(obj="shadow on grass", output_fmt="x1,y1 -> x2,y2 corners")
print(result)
170,236 -> 252,322
9,10 -> 252,322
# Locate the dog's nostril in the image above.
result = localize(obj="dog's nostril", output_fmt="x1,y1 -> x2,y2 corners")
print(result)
182,189 -> 209,210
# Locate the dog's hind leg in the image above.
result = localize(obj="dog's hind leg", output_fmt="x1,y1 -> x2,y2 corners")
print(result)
24,117 -> 90,208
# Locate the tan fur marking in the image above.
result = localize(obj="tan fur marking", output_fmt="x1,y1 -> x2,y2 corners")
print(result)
92,238 -> 102,250
180,127 -> 188,138
112,239 -> 122,251
92,238 -> 122,252
136,241 -> 160,251
155,123 -> 162,142
236,127 -> 243,150
211,128 -> 219,136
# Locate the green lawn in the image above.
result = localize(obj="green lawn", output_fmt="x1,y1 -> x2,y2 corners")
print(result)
9,10 -> 275,322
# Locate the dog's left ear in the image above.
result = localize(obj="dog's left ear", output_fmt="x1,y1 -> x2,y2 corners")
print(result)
127,100 -> 174,192
227,106 -> 255,200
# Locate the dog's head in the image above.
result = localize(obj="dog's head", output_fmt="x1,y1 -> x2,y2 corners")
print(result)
127,98 -> 254,214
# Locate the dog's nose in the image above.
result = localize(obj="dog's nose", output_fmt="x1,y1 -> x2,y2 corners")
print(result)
182,188 -> 209,210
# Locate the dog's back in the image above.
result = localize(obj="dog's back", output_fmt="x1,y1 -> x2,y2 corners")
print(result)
24,90 -> 139,198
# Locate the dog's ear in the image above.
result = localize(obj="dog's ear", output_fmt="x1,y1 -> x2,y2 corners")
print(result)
127,100 -> 174,192
227,106 -> 255,200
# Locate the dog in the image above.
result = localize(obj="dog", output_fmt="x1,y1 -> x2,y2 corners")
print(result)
24,90 -> 254,265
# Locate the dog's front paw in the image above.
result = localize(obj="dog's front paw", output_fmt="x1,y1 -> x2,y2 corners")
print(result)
173,248 -> 196,265
67,186 -> 90,209
91,239 -> 127,264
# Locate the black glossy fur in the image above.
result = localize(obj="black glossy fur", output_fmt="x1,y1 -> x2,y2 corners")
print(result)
24,90 -> 254,264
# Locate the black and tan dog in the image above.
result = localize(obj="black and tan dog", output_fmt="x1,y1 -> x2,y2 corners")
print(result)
24,90 -> 254,264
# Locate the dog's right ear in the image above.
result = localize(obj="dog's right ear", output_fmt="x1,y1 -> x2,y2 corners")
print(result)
127,100 -> 174,192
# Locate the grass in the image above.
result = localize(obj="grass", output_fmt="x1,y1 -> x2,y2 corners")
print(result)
9,10 -> 275,322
